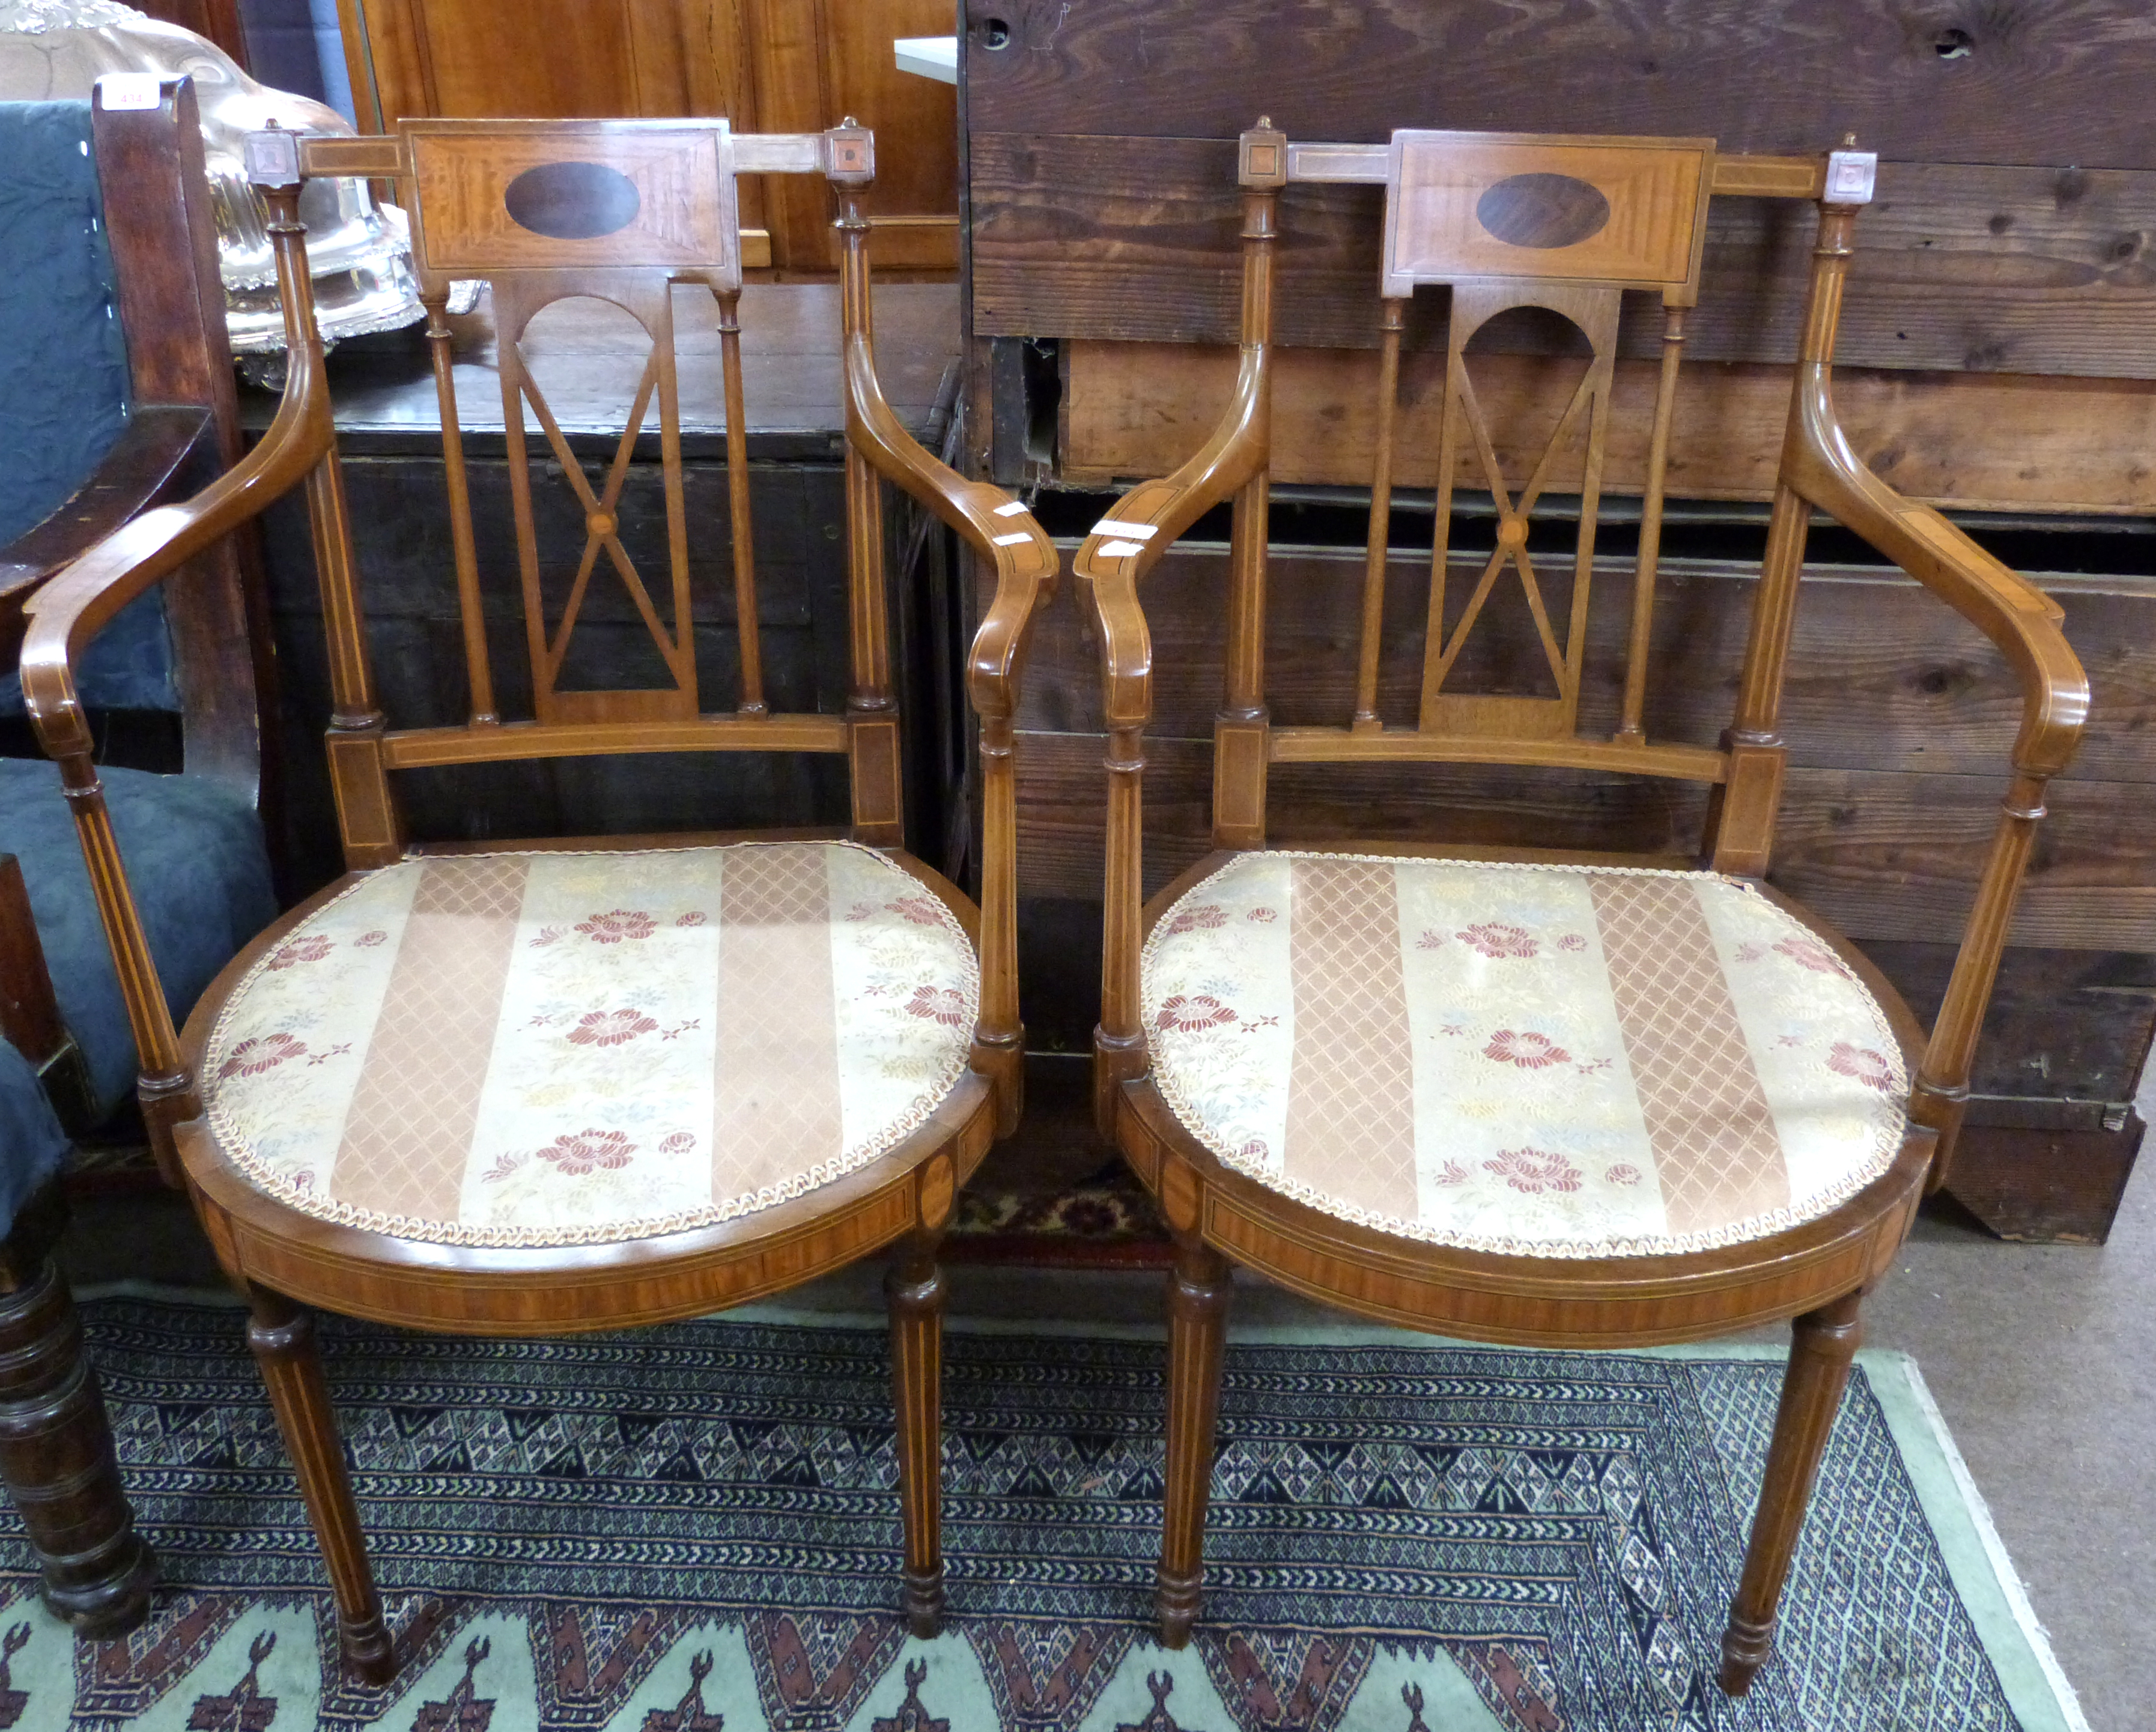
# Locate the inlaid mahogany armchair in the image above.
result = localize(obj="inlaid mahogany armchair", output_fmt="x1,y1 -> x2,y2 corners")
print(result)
1076,125 -> 2086,1695
20,117 -> 1054,1683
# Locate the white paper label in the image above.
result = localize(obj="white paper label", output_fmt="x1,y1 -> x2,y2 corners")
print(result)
992,500 -> 1028,517
97,74 -> 162,111
1092,519 -> 1157,539
991,531 -> 1032,546
1825,150 -> 1878,204
1098,540 -> 1146,559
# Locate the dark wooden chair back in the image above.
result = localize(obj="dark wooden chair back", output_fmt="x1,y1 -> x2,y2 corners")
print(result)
1076,121 -> 2087,1187
0,76 -> 263,803
245,117 -> 921,868
0,77 -> 275,1130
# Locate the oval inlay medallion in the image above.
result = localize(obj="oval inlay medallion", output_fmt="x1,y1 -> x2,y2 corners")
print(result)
1475,173 -> 1611,250
503,161 -> 642,241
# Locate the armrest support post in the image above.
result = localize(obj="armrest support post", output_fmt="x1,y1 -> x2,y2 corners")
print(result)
1767,184 -> 2091,1190
1909,774 -> 2047,1191
1095,724 -> 1150,1140
17,161 -> 350,1169
1081,132 -> 1286,1115
833,153 -> 1057,1135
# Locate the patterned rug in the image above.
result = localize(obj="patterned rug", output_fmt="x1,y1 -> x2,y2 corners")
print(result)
0,1294 -> 2084,1731
948,1158 -> 1171,1267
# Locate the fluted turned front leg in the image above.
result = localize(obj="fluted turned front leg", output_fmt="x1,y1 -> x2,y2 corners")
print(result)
1719,1290 -> 1864,1694
1157,1238 -> 1231,1648
887,1243 -> 946,1637
0,1237 -> 154,1634
246,1288 -> 394,1686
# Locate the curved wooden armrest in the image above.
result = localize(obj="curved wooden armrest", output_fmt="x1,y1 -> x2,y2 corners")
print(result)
19,339 -> 332,764
842,332 -> 1058,719
1785,366 -> 2089,778
1073,344 -> 1271,730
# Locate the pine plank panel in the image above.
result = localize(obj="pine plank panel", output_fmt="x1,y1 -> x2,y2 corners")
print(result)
748,0 -> 959,273
961,0 -> 2156,169
1007,548 -> 2156,783
974,136 -> 2156,380
1059,340 -> 2156,513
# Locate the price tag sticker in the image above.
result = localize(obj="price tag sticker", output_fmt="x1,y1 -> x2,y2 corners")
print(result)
1825,150 -> 1878,204
97,74 -> 162,111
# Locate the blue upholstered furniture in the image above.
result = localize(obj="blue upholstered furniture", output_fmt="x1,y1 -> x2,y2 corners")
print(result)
0,86 -> 272,1136
0,760 -> 274,1118
0,100 -> 178,716
0,96 -> 273,1146
0,74 -> 272,1637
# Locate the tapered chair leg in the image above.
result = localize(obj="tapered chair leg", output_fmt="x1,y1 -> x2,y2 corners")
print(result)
245,1288 -> 395,1686
887,1242 -> 946,1637
1719,1289 -> 1865,1695
1157,1238 -> 1231,1648
0,1199 -> 155,1634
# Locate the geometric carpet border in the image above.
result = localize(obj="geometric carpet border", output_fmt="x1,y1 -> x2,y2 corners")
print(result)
0,1291 -> 2088,1732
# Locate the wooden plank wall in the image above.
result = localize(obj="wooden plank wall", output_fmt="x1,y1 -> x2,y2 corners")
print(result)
962,0 -> 2156,507
959,0 -> 2156,1227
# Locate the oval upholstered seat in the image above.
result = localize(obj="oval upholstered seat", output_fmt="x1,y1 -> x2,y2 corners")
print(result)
1140,852 -> 1909,1260
201,841 -> 979,1249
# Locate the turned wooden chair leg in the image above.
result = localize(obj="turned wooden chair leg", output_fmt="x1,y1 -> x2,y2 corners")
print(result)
1719,1289 -> 1865,1695
887,1239 -> 946,1637
244,1287 -> 395,1686
0,1188 -> 155,1635
1157,1238 -> 1231,1648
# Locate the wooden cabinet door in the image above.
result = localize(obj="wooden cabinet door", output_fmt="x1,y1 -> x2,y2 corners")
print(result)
346,0 -> 750,123
338,0 -> 956,274
747,0 -> 959,274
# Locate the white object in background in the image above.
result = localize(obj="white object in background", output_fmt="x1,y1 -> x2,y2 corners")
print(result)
894,35 -> 957,85
1825,149 -> 1879,204
95,69 -> 159,107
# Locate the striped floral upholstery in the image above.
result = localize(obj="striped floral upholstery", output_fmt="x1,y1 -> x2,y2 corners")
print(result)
1141,852 -> 1909,1259
203,843 -> 978,1247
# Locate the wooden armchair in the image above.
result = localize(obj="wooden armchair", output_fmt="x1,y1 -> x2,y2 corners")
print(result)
1075,124 -> 2087,1695
21,115 -> 1054,1683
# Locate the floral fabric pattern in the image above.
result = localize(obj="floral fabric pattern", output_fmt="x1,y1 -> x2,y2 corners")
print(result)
1140,851 -> 1910,1259
202,843 -> 979,1249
